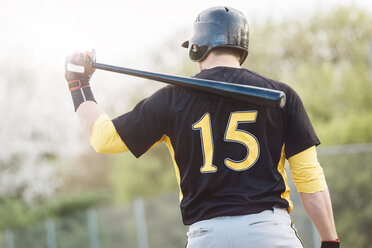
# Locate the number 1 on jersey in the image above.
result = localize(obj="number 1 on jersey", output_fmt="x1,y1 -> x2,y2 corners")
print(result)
192,113 -> 218,173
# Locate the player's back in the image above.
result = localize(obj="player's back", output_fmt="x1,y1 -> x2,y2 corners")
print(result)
113,66 -> 318,225
165,66 -> 302,225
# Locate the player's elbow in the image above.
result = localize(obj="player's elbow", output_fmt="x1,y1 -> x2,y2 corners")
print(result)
91,143 -> 111,154
291,163 -> 328,193
90,115 -> 129,154
289,146 -> 328,193
294,177 -> 328,193
90,136 -> 129,154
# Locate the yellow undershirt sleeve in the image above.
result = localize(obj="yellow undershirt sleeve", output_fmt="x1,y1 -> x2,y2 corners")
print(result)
90,114 -> 129,154
288,146 -> 327,193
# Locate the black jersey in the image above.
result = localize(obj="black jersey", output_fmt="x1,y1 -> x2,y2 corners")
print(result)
112,67 -> 320,225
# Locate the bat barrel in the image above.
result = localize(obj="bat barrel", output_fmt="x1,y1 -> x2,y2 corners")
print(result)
92,62 -> 286,108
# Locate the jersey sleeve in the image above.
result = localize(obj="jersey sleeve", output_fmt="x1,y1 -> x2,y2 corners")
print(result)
284,88 -> 320,158
111,86 -> 172,158
288,146 -> 327,193
90,114 -> 129,154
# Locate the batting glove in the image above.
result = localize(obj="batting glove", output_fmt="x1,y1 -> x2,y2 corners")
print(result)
321,239 -> 340,248
65,50 -> 96,111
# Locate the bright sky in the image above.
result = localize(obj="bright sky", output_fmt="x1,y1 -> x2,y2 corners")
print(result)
1,0 -> 371,69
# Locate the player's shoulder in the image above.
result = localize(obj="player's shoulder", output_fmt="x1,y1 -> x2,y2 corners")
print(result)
149,84 -> 175,97
149,84 -> 189,106
242,69 -> 295,94
155,84 -> 185,97
243,68 -> 303,106
195,67 -> 293,91
142,85 -> 175,107
194,66 -> 301,104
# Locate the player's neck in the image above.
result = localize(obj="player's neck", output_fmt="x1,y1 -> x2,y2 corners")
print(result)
197,53 -> 241,71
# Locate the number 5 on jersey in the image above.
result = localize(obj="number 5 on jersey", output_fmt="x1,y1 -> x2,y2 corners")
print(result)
192,111 -> 260,173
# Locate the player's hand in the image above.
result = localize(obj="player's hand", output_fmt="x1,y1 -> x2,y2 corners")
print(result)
64,50 -> 97,111
65,50 -> 96,92
321,239 -> 340,248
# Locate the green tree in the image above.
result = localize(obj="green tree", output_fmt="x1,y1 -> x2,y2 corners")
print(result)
246,6 -> 372,145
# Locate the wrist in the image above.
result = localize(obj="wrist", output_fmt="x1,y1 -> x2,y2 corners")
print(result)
321,238 -> 340,248
70,85 -> 96,111
65,51 -> 97,111
68,78 -> 90,92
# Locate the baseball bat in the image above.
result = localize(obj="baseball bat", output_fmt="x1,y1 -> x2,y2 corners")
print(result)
87,62 -> 286,108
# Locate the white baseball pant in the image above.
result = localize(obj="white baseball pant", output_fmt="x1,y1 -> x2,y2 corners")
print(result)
186,208 -> 304,248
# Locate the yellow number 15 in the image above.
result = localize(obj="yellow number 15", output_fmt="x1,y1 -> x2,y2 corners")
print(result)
192,111 -> 260,173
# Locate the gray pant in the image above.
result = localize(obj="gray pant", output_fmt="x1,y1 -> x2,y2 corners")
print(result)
186,208 -> 304,248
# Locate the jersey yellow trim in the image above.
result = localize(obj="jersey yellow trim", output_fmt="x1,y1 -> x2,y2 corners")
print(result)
90,114 -> 129,154
288,146 -> 327,193
142,135 -> 183,202
164,136 -> 183,202
277,145 -> 293,212
145,135 -> 166,153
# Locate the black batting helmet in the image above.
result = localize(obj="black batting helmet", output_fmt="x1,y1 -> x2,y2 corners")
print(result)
182,6 -> 249,65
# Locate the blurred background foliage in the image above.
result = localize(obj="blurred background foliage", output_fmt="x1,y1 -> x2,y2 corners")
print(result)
0,5 -> 371,248
319,152 -> 372,247
247,6 -> 372,145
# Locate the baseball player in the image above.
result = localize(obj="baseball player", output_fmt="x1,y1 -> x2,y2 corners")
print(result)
64,6 -> 339,248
